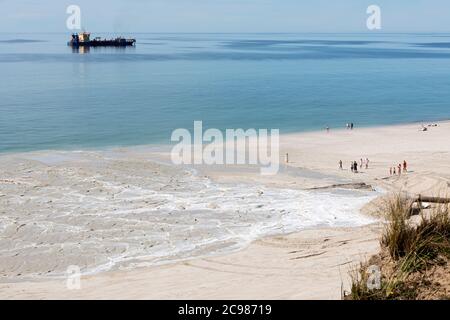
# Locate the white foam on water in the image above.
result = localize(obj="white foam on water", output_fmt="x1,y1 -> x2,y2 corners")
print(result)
77,176 -> 378,275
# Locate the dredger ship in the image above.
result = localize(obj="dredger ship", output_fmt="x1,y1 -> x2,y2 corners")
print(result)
68,32 -> 136,47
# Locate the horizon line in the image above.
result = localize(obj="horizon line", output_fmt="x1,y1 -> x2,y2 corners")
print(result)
3,31 -> 450,35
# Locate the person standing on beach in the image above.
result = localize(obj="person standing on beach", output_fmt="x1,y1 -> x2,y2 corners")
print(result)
390,167 -> 392,176
346,123 -> 349,130
339,160 -> 343,170
398,164 -> 402,175
351,162 -> 354,172
326,126 -> 330,133
365,158 -> 369,169
351,123 -> 354,130
354,161 -> 358,173
360,158 -> 363,169
403,160 -> 407,172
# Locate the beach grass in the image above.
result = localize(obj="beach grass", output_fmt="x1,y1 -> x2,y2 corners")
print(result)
345,195 -> 450,300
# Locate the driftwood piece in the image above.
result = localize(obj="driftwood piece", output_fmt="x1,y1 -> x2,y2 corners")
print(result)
400,193 -> 450,216
414,195 -> 450,204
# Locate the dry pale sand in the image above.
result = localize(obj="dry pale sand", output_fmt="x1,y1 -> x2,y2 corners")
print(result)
282,121 -> 450,191
1,120 -> 449,299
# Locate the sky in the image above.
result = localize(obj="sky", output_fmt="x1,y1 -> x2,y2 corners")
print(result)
1,0 -> 450,33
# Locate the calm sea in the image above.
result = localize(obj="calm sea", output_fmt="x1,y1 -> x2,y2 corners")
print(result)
1,33 -> 450,153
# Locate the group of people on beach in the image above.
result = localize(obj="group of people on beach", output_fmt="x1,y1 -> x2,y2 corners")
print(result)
420,123 -> 438,132
338,158 -> 408,176
390,161 -> 408,176
339,158 -> 369,173
325,122 -> 355,133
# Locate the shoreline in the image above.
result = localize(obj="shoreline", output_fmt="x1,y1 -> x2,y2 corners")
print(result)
1,118 -> 449,157
1,119 -> 449,299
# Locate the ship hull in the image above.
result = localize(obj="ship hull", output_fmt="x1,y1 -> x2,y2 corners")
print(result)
68,39 -> 136,47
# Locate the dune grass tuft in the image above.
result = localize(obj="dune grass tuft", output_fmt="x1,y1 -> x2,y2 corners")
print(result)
346,194 -> 450,300
381,196 -> 450,273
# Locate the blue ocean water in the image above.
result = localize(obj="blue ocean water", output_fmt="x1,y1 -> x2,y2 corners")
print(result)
1,33 -> 450,153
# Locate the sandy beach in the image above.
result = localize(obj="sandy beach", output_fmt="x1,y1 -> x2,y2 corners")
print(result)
1,120 -> 449,299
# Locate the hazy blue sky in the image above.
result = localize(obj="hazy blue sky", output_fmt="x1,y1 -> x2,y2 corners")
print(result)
1,0 -> 450,33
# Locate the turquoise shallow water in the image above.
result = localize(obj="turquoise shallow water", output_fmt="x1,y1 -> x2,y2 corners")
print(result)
1,33 -> 450,153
